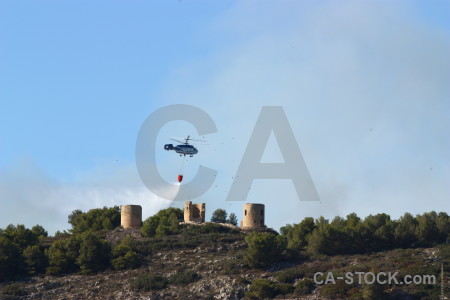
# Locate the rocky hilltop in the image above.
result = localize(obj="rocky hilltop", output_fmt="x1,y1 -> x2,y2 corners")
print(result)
1,224 -> 447,300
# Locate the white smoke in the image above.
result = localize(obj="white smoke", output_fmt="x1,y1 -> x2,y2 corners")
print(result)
0,158 -> 175,235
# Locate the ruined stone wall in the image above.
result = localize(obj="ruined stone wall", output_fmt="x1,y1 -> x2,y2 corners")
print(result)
184,201 -> 205,223
241,203 -> 265,228
121,205 -> 142,229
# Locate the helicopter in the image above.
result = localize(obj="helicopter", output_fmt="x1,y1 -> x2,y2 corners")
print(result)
164,135 -> 203,157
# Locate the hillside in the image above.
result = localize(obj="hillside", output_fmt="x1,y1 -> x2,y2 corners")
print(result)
1,224 -> 449,300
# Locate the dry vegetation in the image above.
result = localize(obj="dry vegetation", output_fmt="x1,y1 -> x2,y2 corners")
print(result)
1,226 -> 449,300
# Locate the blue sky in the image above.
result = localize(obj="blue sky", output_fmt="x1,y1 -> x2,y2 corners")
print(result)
1,1 -> 449,234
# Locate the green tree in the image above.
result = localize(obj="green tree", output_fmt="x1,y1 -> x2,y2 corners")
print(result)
363,214 -> 394,251
281,217 -> 316,249
141,208 -> 183,237
46,235 -> 81,274
436,212 -> 450,242
211,208 -> 227,223
227,213 -> 238,226
307,216 -> 354,255
280,224 -> 293,237
54,230 -> 70,238
344,213 -> 366,253
415,212 -> 439,246
23,245 -> 48,274
394,212 -> 417,248
307,224 -> 341,255
31,225 -> 48,239
155,213 -> 180,236
245,232 -> 287,268
68,210 -> 84,231
76,231 -> 111,274
345,213 -> 362,230
0,224 -> 38,249
68,206 -> 121,234
0,236 -> 25,281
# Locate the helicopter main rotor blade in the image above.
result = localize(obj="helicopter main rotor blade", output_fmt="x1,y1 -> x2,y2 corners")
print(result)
170,139 -> 185,144
170,136 -> 206,144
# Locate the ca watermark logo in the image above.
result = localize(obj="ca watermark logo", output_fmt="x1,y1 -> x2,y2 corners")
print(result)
314,272 -> 437,285
135,104 -> 319,202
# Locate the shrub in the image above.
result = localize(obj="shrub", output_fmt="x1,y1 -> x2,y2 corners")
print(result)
319,280 -> 350,299
1,283 -> 26,298
235,276 -> 250,285
275,268 -> 304,283
219,258 -> 247,275
361,282 -> 388,300
133,273 -> 168,291
245,232 -> 287,268
245,279 -> 278,299
283,247 -> 307,263
276,283 -> 294,295
294,279 -> 315,295
168,270 -> 200,284
245,278 -> 293,299
347,287 -> 363,299
121,235 -> 138,249
112,251 -> 141,270
440,244 -> 450,265
111,244 -> 142,270
182,222 -> 238,234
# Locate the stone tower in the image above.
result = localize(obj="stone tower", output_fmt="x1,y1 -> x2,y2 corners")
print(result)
184,201 -> 205,223
121,205 -> 142,229
241,203 -> 265,228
